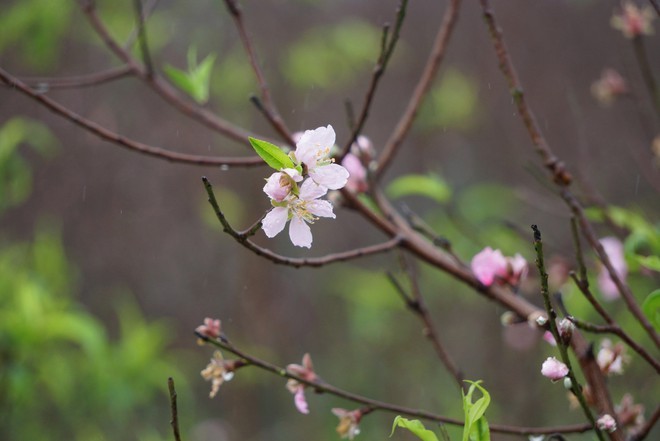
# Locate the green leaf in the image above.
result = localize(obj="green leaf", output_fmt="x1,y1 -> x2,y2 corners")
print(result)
164,66 -> 197,99
386,173 -> 451,204
642,289 -> 660,331
635,255 -> 660,272
391,416 -> 439,441
462,381 -> 491,441
470,417 -> 490,441
248,137 -> 294,170
164,47 -> 216,104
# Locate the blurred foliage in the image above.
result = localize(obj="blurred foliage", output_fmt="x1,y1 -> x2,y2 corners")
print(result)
0,118 -> 58,214
418,68 -> 478,131
211,48 -> 256,109
0,0 -> 73,70
282,20 -> 381,90
0,224 -> 186,441
165,47 -> 216,104
386,173 -> 452,205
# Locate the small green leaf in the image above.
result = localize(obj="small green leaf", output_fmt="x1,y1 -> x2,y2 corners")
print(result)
635,255 -> 660,272
469,416 -> 490,441
642,289 -> 660,331
391,416 -> 439,441
386,173 -> 451,204
164,47 -> 216,104
164,66 -> 197,99
248,137 -> 294,170
462,381 -> 491,441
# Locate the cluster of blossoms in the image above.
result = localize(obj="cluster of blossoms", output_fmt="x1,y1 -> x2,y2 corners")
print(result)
611,1 -> 655,38
591,68 -> 628,105
470,247 -> 527,287
258,125 -> 350,248
596,339 -> 628,375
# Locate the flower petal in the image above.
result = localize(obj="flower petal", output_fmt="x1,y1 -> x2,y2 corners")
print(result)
306,200 -> 335,219
294,388 -> 309,414
262,207 -> 289,238
471,247 -> 507,286
309,163 -> 349,190
289,216 -> 312,248
299,178 -> 328,200
295,125 -> 335,167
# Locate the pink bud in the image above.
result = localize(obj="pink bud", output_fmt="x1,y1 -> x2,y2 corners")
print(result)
541,357 -> 569,381
341,153 -> 368,193
597,414 -> 617,433
195,318 -> 222,339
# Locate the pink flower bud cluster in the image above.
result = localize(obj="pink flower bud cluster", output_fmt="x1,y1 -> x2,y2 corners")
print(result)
471,247 -> 528,287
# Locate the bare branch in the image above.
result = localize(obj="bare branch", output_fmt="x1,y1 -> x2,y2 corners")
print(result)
0,68 -> 264,167
339,0 -> 409,159
81,1 -> 265,145
167,377 -> 182,441
202,177 -> 403,268
133,0 -> 154,78
4,66 -> 131,90
375,0 -> 462,179
628,404 -> 660,441
198,332 -> 594,436
478,0 -> 659,349
222,0 -> 294,145
391,253 -> 465,390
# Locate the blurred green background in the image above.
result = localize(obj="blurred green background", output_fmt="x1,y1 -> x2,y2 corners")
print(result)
0,0 -> 658,440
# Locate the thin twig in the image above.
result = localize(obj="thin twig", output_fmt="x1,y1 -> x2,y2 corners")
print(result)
197,333 -> 593,436
375,0 -> 462,179
0,68 -> 264,167
222,0 -> 294,145
479,0 -> 659,349
168,377 -> 182,441
81,1 -> 264,145
566,285 -> 660,373
5,66 -> 132,90
632,36 -> 660,119
532,225 -> 605,441
391,253 -> 465,390
339,0 -> 409,159
202,177 -> 403,267
133,0 -> 154,77
629,404 -> 660,441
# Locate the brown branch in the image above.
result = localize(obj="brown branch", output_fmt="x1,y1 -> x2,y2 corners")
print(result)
167,377 -> 182,441
80,0 -> 264,145
390,253 -> 465,390
478,0 -> 659,349
0,67 -> 264,167
629,404 -> 660,441
565,282 -> 660,374
375,0 -> 462,179
198,333 -> 593,436
133,0 -> 154,78
222,0 -> 294,146
339,0 -> 409,159
632,35 -> 660,119
203,177 -> 403,268
5,66 -> 132,90
648,0 -> 660,16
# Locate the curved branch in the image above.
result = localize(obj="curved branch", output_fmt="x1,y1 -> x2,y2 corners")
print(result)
198,333 -> 593,436
0,68 -> 264,167
375,0 -> 462,179
203,177 -> 403,267
81,0 -> 265,145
